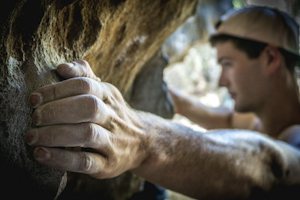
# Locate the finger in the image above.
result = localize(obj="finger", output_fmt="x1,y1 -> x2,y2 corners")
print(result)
57,60 -> 101,82
27,123 -> 113,155
33,147 -> 109,177
32,95 -> 112,127
29,77 -> 111,108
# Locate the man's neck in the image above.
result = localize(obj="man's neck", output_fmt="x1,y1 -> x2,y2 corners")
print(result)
257,84 -> 300,138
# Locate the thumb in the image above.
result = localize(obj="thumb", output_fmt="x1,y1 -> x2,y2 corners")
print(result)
57,60 -> 101,82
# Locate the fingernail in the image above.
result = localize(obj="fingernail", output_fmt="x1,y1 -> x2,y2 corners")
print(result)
34,147 -> 50,161
27,130 -> 38,145
29,93 -> 42,108
32,110 -> 41,125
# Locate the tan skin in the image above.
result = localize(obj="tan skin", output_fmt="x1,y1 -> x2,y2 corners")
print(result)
26,49 -> 300,198
218,41 -> 300,137
170,41 -> 300,139
168,88 -> 261,131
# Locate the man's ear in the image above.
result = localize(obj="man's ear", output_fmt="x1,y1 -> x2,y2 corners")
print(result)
262,45 -> 282,75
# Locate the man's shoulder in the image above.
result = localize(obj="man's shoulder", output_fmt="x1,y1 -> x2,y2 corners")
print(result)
278,125 -> 300,149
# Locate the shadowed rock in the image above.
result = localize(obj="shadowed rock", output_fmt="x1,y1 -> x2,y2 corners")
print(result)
0,0 -> 197,199
129,50 -> 174,119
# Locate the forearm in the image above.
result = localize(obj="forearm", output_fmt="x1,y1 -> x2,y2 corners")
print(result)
175,96 -> 233,129
176,97 -> 261,131
132,112 -> 300,199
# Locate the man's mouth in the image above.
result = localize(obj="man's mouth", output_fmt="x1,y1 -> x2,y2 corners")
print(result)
229,92 -> 237,100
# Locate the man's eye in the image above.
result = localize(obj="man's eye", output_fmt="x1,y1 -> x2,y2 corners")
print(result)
222,62 -> 232,67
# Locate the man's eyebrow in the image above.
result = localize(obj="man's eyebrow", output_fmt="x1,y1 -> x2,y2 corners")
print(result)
217,57 -> 233,64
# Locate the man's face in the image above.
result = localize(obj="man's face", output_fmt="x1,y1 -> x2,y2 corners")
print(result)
216,41 -> 269,113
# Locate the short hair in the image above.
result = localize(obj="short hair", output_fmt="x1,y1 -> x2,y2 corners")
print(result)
209,34 -> 298,73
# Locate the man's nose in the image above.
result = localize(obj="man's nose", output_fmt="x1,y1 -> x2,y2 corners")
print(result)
218,70 -> 229,87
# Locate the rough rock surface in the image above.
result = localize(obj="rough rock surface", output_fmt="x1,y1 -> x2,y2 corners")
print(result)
0,0 -> 197,199
129,49 -> 174,119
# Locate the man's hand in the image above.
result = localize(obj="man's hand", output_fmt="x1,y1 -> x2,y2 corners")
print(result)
27,60 -> 146,179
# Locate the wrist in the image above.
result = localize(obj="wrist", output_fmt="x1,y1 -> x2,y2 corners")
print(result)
129,111 -> 165,171
127,110 -> 152,169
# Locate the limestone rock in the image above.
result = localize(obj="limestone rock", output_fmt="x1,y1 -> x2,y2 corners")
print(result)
0,0 -> 197,199
129,49 -> 174,119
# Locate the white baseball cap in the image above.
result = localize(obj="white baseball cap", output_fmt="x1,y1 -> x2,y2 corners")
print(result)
211,7 -> 300,64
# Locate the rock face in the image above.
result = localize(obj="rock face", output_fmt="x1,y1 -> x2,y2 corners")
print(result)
0,0 -> 197,199
129,49 -> 174,119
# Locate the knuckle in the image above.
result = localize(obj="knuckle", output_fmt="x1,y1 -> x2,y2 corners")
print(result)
105,150 -> 119,168
84,123 -> 98,144
103,83 -> 123,101
76,59 -> 90,68
78,152 -> 92,173
95,160 -> 114,179
79,77 -> 93,94
85,95 -> 102,119
51,84 -> 59,100
75,60 -> 90,77
104,83 -> 117,94
107,158 -> 117,169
